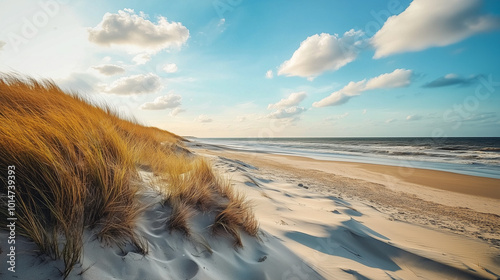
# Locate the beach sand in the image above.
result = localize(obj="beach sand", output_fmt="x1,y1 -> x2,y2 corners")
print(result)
193,145 -> 500,279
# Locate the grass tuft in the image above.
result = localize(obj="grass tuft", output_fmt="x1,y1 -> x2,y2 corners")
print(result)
212,192 -> 259,248
152,154 -> 260,247
167,199 -> 193,236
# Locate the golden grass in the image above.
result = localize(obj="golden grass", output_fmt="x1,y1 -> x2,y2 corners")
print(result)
167,199 -> 193,236
0,75 -> 180,277
213,192 -> 259,248
0,75 -> 259,277
154,154 -> 260,247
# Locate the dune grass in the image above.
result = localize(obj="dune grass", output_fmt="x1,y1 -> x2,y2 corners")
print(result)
0,75 -> 258,278
167,199 -> 193,236
155,155 -> 259,247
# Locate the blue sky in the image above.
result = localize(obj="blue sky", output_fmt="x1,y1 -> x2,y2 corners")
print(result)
1,0 -> 500,137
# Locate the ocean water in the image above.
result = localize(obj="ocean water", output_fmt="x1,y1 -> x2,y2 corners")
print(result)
196,137 -> 500,179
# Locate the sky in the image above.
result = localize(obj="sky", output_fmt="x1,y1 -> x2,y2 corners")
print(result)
1,0 -> 500,138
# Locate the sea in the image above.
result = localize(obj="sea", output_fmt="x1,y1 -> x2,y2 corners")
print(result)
195,137 -> 500,179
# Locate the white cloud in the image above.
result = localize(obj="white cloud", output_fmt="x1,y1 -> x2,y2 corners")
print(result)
313,69 -> 412,107
268,91 -> 307,110
103,73 -> 162,95
362,109 -> 367,115
163,63 -> 178,73
278,30 -> 365,79
88,9 -> 189,53
0,41 -> 5,51
265,70 -> 273,79
372,0 -> 500,58
140,93 -> 181,110
170,107 -> 185,116
268,106 -> 306,119
385,118 -> 396,123
196,115 -> 213,123
132,53 -> 151,65
312,80 -> 366,107
92,64 -> 125,76
365,68 -> 412,89
406,114 -> 422,121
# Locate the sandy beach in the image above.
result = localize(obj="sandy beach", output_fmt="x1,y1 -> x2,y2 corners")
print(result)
191,143 -> 500,279
3,1 -> 500,278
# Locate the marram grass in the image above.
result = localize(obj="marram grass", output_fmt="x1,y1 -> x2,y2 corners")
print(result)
0,75 -> 258,278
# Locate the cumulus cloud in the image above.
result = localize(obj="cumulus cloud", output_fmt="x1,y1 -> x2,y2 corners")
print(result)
268,106 -> 307,119
372,0 -> 500,58
196,115 -> 213,123
140,93 -> 181,110
423,73 -> 479,88
103,73 -> 162,95
163,63 -> 178,73
170,107 -> 185,116
313,69 -> 412,107
268,91 -> 307,110
278,30 -> 365,79
365,68 -> 412,89
132,53 -> 151,65
88,9 -> 189,53
265,70 -> 273,79
312,80 -> 366,107
92,64 -> 125,76
267,92 -> 308,120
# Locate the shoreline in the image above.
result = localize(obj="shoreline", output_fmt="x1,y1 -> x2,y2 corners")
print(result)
194,138 -> 500,180
193,145 -> 500,201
